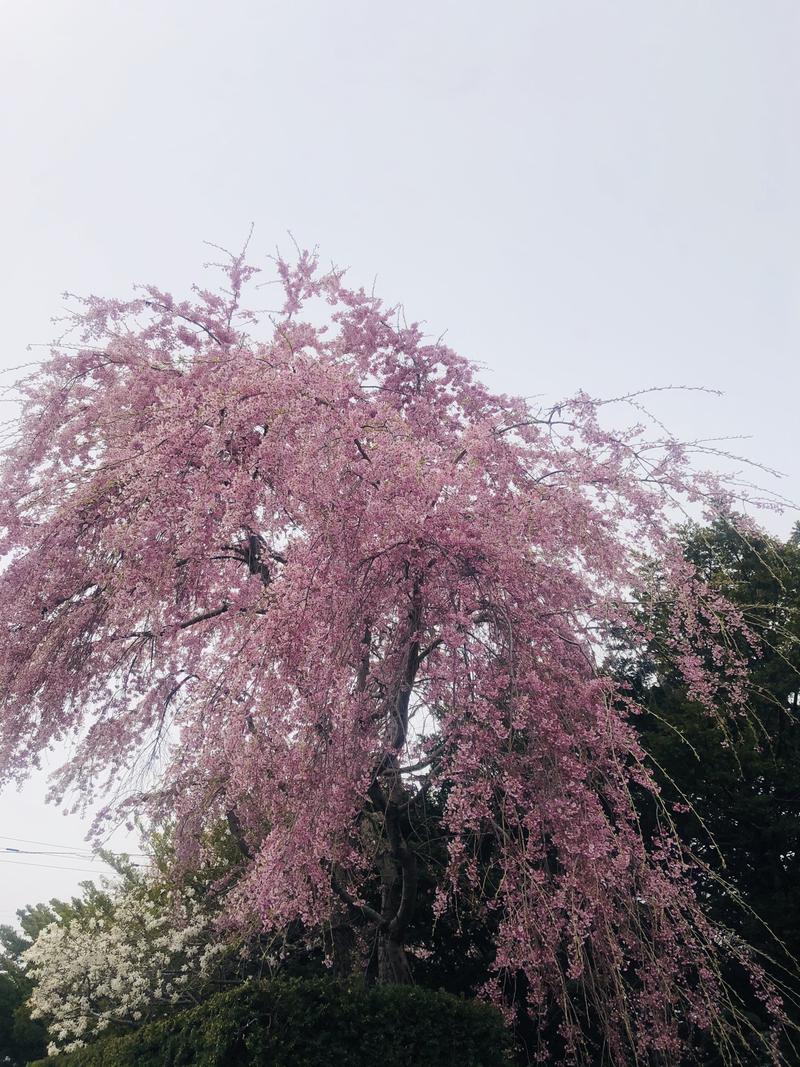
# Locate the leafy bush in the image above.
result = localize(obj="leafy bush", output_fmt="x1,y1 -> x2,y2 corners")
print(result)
30,977 -> 512,1066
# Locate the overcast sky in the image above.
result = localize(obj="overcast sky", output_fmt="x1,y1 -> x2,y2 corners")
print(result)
0,0 -> 798,921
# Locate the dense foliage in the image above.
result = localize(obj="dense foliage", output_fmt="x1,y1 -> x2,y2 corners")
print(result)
28,978 -> 512,1067
0,244 -> 789,1061
0,967 -> 45,1067
1,900 -> 89,1066
24,876 -> 227,1054
615,520 -> 800,1035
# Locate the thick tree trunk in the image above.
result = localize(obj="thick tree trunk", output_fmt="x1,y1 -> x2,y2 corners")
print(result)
378,930 -> 413,984
371,769 -> 419,985
330,911 -> 356,977
367,581 -> 424,985
376,847 -> 414,984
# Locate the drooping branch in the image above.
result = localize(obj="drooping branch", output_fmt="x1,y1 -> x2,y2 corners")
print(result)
329,871 -> 385,928
177,604 -> 230,630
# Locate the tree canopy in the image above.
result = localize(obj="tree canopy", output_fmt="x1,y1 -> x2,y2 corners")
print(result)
0,245 -> 788,1063
620,520 -> 800,978
0,892 -> 109,1066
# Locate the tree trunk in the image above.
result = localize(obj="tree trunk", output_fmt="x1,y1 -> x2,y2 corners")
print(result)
369,583 -> 424,985
330,904 -> 356,977
377,850 -> 414,984
378,929 -> 413,984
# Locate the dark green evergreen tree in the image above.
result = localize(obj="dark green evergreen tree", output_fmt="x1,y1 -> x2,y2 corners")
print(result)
615,518 -> 800,985
0,903 -> 65,1065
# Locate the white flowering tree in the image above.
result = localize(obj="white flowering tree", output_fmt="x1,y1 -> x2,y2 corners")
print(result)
23,875 -> 229,1056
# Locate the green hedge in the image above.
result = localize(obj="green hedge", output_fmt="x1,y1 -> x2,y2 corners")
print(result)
30,978 -> 513,1067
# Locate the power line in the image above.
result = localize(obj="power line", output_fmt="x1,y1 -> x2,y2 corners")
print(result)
0,834 -> 146,857
0,834 -> 95,851
2,849 -> 144,869
3,848 -> 95,857
0,857 -> 110,875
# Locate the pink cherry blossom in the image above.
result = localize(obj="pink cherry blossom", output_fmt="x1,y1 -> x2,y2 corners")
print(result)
0,243 -> 784,1062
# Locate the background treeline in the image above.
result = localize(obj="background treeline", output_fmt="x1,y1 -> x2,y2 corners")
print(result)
622,521 -> 800,970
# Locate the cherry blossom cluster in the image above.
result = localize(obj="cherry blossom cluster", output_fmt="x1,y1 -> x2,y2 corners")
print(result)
0,242 -> 785,1061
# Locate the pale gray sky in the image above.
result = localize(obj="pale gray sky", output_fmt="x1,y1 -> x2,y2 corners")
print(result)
1,0 -> 798,920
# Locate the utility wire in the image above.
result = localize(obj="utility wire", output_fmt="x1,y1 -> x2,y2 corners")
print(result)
3,848 -> 95,857
0,834 -> 96,850
2,847 -> 143,860
0,857 -> 112,875
0,834 -> 146,857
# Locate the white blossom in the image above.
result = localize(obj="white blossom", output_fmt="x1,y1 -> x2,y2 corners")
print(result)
23,877 -> 229,1054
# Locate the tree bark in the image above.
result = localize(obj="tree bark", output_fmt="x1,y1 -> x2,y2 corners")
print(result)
368,577 -> 425,984
377,846 -> 415,984
370,765 -> 418,985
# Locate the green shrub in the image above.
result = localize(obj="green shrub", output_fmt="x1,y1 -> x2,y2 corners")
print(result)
30,977 -> 512,1066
